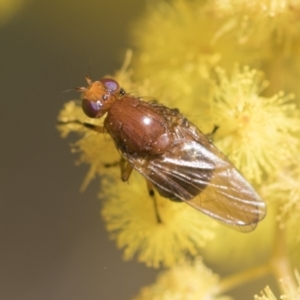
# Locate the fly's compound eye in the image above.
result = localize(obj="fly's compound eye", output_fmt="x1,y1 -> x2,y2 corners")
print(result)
100,78 -> 119,94
82,99 -> 102,118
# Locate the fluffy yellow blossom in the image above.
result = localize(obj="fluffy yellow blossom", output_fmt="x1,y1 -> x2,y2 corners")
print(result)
57,100 -> 118,190
132,0 -> 300,99
133,258 -> 230,300
262,162 -> 300,269
101,171 -> 215,268
211,0 -> 300,57
255,286 -> 278,300
264,163 -> 300,222
129,0 -> 300,276
132,0 -> 219,126
211,0 -> 300,99
255,271 -> 300,300
210,66 -> 299,184
57,0 -> 300,298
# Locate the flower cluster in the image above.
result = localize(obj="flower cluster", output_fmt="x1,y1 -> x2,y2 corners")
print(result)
134,258 -> 229,300
58,0 -> 300,298
255,271 -> 300,300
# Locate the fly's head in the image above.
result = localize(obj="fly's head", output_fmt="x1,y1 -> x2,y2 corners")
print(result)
76,76 -> 125,118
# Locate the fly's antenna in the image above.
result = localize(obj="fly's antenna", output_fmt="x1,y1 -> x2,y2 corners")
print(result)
88,56 -> 93,80
62,88 -> 73,94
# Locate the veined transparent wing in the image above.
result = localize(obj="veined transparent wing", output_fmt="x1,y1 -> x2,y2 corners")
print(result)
128,130 -> 266,232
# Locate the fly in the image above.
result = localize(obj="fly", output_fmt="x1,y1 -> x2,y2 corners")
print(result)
62,76 -> 266,232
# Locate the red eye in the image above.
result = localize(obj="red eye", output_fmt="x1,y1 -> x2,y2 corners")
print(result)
82,99 -> 102,118
100,78 -> 119,93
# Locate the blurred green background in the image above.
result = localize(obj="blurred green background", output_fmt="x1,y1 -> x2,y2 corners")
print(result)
0,1 -> 160,299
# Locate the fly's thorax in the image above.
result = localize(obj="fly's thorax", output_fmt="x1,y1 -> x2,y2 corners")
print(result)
104,96 -> 174,156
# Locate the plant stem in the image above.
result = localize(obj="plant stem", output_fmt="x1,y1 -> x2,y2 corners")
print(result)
269,221 -> 298,297
216,263 -> 270,294
217,220 -> 299,297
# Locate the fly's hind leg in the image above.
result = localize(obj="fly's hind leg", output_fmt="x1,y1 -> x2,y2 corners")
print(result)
146,179 -> 162,224
120,162 -> 162,223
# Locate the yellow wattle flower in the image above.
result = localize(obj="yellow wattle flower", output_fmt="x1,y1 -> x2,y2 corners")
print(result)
134,258 -> 227,300
57,0 -> 300,298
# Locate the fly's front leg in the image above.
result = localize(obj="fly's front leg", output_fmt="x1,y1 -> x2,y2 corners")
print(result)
58,120 -> 105,133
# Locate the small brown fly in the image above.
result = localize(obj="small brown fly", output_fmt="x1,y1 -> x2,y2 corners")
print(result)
66,77 -> 266,232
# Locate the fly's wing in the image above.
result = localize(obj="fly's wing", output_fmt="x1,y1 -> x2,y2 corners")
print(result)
127,126 -> 266,232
